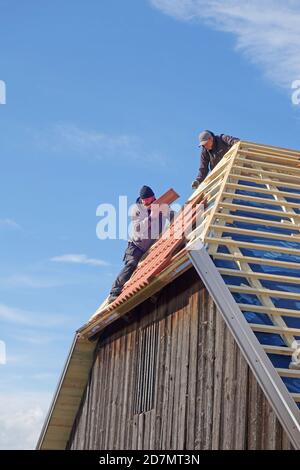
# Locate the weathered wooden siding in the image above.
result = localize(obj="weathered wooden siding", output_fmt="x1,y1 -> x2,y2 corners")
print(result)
68,268 -> 293,450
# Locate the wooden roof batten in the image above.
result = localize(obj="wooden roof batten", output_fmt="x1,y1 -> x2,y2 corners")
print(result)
37,140 -> 300,450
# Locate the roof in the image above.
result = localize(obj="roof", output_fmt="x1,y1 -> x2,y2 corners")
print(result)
38,140 -> 300,450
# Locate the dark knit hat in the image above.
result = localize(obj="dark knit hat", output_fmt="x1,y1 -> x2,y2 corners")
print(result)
139,185 -> 154,199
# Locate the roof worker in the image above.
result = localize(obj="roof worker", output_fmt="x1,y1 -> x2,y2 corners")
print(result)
107,185 -> 174,304
191,130 -> 240,189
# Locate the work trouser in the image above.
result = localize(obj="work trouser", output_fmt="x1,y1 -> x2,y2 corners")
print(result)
109,242 -> 144,297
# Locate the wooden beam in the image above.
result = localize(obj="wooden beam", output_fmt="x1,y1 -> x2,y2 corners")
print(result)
201,148 -> 239,243
228,284 -> 300,301
222,192 -> 300,211
211,252 -> 300,271
236,156 -> 300,173
218,267 -> 300,285
238,304 -> 300,318
291,394 -> 300,402
210,224 -> 300,244
250,323 -> 300,336
276,368 -> 300,378
232,165 -> 300,183
240,141 -> 300,158
217,201 -> 300,220
211,212 -> 300,233
188,160 -> 229,202
229,174 -> 300,192
212,251 -> 300,270
225,182 -> 300,201
237,150 -> 300,166
262,345 -> 294,356
206,237 -> 300,256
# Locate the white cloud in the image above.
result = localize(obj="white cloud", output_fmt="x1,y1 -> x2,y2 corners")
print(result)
0,219 -> 21,230
34,123 -> 168,167
0,391 -> 51,449
51,253 -> 109,267
150,0 -> 300,88
0,303 -> 68,328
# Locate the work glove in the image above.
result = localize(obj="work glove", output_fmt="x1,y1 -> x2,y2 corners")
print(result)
191,180 -> 200,189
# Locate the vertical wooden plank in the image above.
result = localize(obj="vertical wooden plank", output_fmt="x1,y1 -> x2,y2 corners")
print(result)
186,288 -> 199,450
220,325 -> 237,450
142,326 -> 149,413
125,323 -> 138,449
114,333 -> 127,449
119,330 -> 130,449
143,313 -> 154,411
104,339 -> 116,449
77,379 -> 90,449
143,410 -> 151,450
100,340 -> 111,449
84,372 -> 93,449
132,414 -> 138,449
149,322 -> 158,413
87,353 -> 100,449
211,306 -> 226,449
203,296 -> 215,450
247,372 -> 263,449
137,412 -> 144,450
99,341 -> 110,449
100,342 -> 109,450
92,345 -> 106,449
233,345 -> 248,449
172,305 -> 184,449
177,295 -> 190,449
153,300 -> 165,449
89,352 -> 98,449
165,307 -> 179,449
133,327 -> 142,415
158,308 -> 172,449
149,408 -> 156,450
274,417 -> 284,451
146,323 -> 153,413
195,286 -> 206,449
282,428 -> 293,450
149,302 -> 160,450
261,398 -> 278,450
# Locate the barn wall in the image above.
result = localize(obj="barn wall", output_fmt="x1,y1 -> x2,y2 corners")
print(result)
68,268 -> 293,450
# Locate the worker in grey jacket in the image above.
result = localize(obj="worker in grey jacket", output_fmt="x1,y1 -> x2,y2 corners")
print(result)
192,130 -> 239,189
108,185 -> 173,304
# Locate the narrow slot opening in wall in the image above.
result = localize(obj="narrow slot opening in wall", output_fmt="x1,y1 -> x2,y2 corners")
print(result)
132,322 -> 159,415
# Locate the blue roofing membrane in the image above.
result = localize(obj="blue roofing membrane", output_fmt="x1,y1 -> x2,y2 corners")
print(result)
213,180 -> 300,405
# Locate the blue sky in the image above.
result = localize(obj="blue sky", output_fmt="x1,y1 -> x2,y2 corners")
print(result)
0,0 -> 300,449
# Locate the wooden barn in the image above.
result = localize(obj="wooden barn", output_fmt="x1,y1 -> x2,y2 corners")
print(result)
37,141 -> 300,450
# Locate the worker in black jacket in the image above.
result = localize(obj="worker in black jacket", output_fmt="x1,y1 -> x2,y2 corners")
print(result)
192,130 -> 239,189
